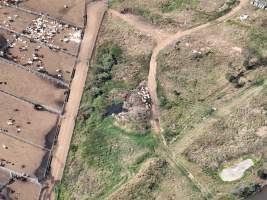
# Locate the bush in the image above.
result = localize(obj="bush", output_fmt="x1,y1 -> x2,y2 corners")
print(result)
257,169 -> 267,180
225,72 -> 237,83
163,129 -> 180,143
252,77 -> 265,86
97,41 -> 123,66
91,42 -> 123,95
91,87 -> 103,98
234,183 -> 262,198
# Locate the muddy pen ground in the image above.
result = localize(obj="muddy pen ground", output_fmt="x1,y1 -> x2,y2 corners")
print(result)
0,0 -> 87,199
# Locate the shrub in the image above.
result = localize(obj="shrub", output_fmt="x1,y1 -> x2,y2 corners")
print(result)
91,42 -> 123,94
234,183 -> 262,199
252,77 -> 265,86
225,72 -> 237,83
97,41 -> 123,66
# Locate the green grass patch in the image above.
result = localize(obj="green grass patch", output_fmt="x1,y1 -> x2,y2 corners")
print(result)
128,152 -> 158,173
161,0 -> 199,13
202,166 -> 219,180
248,27 -> 267,65
263,85 -> 267,96
130,7 -> 162,25
58,40 -> 158,199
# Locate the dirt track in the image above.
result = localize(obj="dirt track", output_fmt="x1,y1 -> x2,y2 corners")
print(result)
45,1 -> 107,199
110,0 -> 248,135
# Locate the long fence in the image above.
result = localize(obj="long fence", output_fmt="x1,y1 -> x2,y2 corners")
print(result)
0,24 -> 78,57
40,0 -> 89,186
0,2 -> 89,199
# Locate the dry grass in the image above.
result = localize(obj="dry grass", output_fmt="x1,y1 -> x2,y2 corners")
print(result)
185,92 -> 267,169
156,3 -> 267,197
58,12 -> 158,200
110,0 -> 238,32
157,21 -> 249,142
106,158 -> 203,200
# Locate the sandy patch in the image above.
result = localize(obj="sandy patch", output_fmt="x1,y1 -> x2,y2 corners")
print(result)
219,159 -> 254,182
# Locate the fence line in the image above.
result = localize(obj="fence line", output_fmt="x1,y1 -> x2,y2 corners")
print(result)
0,89 -> 61,115
7,4 -> 84,29
0,56 -> 69,89
0,25 -> 78,57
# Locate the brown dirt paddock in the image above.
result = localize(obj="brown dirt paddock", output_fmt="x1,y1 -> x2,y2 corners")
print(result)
20,0 -> 85,27
0,60 -> 67,112
1,180 -> 41,200
0,5 -> 37,33
0,92 -> 58,149
8,36 -> 76,83
0,1 -> 87,199
0,6 -> 82,56
0,133 -> 49,179
0,167 -> 41,200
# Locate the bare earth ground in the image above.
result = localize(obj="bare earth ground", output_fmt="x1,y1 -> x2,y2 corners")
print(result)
9,36 -> 76,83
46,1 -> 107,199
0,1 -> 91,200
59,0 -> 237,199
0,6 -> 36,32
0,133 -> 49,179
56,0 -> 260,200
20,0 -> 85,27
0,60 -> 67,112
0,167 -> 41,200
0,92 -> 58,149
23,15 -> 82,55
0,28 -> 16,43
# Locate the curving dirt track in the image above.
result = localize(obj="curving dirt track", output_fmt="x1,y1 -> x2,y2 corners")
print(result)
149,0 -> 248,135
109,10 -> 171,41
110,0 -> 248,134
43,1 -> 107,199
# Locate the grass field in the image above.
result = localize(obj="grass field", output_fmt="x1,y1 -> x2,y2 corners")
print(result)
155,4 -> 267,198
57,13 -> 157,199
59,1 -> 267,199
157,5 -> 267,143
58,11 -> 203,200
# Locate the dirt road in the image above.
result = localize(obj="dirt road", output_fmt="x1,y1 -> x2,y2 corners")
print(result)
149,0 -> 248,135
111,0 -> 248,135
109,10 -> 170,41
44,1 -> 107,199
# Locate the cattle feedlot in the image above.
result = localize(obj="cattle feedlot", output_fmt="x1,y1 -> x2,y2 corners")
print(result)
0,0 -> 100,199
